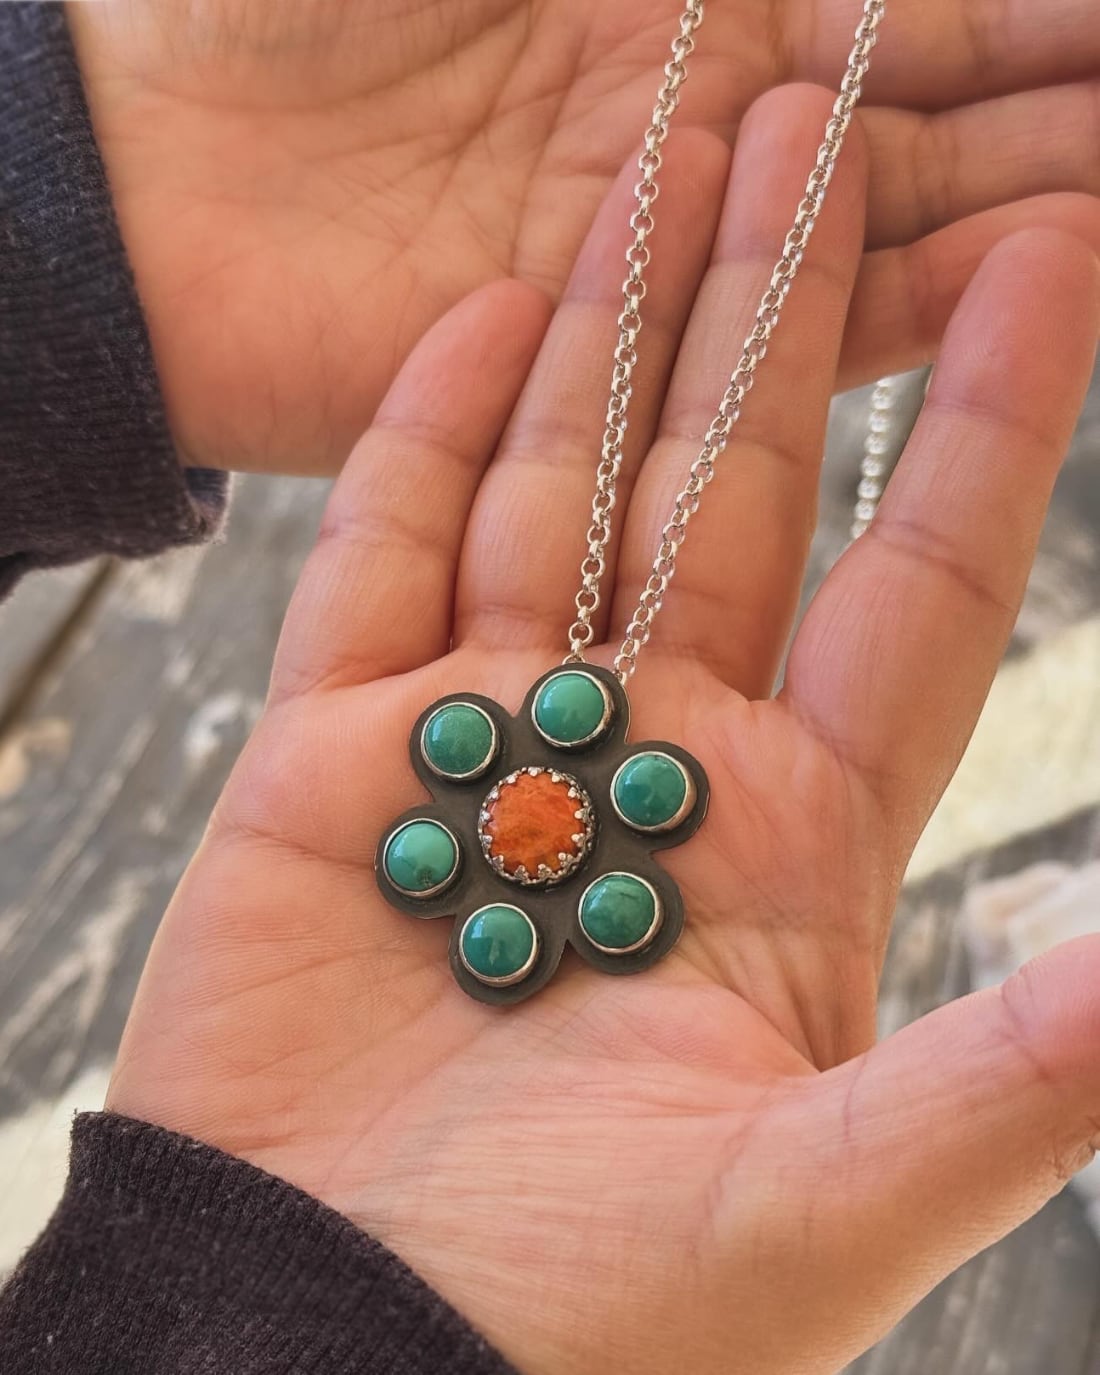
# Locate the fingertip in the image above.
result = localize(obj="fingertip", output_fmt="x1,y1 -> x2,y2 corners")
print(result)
444,278 -> 555,365
1001,934 -> 1100,1104
371,278 -> 552,437
565,123 -> 731,314
978,224 -> 1100,321
739,80 -> 835,135
662,123 -> 736,194
725,82 -> 868,268
738,80 -> 869,189
474,276 -> 556,326
841,192 -> 1100,389
928,225 -> 1100,446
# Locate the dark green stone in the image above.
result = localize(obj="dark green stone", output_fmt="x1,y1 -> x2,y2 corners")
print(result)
579,873 -> 660,952
533,671 -> 610,747
613,752 -> 690,831
383,820 -> 459,895
460,904 -> 537,984
422,702 -> 496,778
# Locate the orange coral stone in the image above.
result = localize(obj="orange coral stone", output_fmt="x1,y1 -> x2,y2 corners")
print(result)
482,770 -> 588,880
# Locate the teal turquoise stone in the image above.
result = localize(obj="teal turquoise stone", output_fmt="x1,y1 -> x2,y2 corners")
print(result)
422,702 -> 496,778
383,820 -> 459,895
533,671 -> 610,746
579,873 -> 660,952
460,905 -> 537,983
613,752 -> 690,831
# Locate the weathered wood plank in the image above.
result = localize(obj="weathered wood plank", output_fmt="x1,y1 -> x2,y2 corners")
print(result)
0,476 -> 330,1113
0,562 -> 105,720
0,475 -> 329,1268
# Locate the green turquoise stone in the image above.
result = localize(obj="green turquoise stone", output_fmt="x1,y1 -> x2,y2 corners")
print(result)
579,873 -> 660,952
383,820 -> 459,895
460,905 -> 537,984
533,671 -> 610,746
613,752 -> 690,831
422,702 -> 496,778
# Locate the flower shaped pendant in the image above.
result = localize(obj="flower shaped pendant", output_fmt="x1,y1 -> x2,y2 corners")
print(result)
375,665 -> 709,1005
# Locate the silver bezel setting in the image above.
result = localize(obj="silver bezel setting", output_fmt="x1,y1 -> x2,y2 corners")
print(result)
578,871 -> 663,955
382,818 -> 461,898
610,751 -> 696,833
419,701 -> 499,782
459,904 -> 540,987
477,765 -> 596,887
530,670 -> 614,750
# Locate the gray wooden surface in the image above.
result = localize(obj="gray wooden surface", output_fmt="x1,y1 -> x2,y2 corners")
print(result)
1,372 -> 1098,1371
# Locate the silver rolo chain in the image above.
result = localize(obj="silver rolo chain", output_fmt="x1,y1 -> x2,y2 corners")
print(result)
565,0 -> 888,682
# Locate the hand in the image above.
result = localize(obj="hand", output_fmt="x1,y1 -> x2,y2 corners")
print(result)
106,88 -> 1100,1375
68,0 -> 1100,474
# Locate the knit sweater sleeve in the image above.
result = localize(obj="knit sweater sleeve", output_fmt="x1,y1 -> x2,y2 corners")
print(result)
0,1113 -> 520,1374
0,3 -> 227,599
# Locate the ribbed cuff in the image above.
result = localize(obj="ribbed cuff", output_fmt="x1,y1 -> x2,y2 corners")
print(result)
0,4 -> 227,597
0,1113 -> 519,1375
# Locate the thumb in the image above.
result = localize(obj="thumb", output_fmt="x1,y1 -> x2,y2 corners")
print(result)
802,936 -> 1100,1331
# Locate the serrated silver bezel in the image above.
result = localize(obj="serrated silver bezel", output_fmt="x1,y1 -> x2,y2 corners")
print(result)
477,765 -> 596,886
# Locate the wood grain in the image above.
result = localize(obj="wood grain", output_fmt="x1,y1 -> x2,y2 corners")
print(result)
0,562 -> 105,731
0,477 -> 329,1261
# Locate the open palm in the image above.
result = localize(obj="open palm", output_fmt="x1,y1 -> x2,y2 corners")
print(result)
69,0 -> 1100,474
107,90 -> 1100,1375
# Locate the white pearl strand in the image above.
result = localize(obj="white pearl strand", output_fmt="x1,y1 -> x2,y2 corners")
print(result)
850,375 -> 899,540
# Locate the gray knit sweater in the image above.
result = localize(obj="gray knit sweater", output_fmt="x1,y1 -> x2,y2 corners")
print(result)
0,2 -> 226,598
0,6 -> 516,1371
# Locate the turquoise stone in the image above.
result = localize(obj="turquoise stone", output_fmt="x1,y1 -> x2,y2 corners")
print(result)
613,752 -> 691,831
460,904 -> 538,984
579,873 -> 660,953
533,671 -> 610,747
383,820 -> 459,895
422,702 -> 496,779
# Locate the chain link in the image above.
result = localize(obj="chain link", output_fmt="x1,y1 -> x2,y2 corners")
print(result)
563,1 -> 705,662
565,0 -> 888,682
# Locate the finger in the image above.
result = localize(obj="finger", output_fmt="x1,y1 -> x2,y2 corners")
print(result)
840,192 -> 1100,388
785,229 -> 1100,820
610,83 -> 867,694
269,280 -> 551,701
454,127 -> 731,653
792,935 -> 1100,1357
793,0 -> 1100,111
862,82 -> 1100,250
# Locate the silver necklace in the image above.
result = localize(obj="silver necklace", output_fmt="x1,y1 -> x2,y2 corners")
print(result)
375,0 -> 887,1005
568,0 -> 887,680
